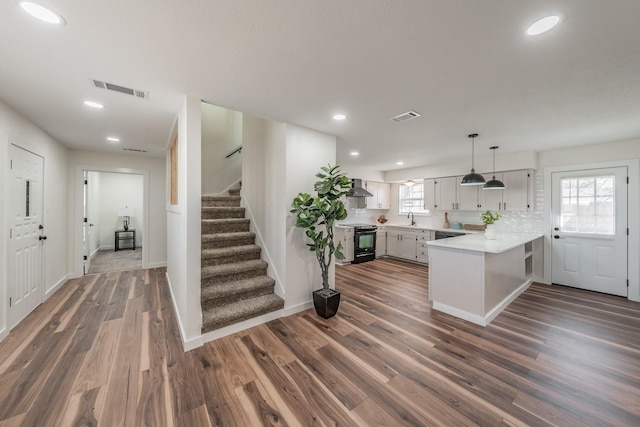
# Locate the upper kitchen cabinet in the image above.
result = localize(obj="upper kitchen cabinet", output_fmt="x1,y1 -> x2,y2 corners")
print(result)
433,170 -> 533,212
365,181 -> 390,210
424,178 -> 435,212
433,176 -> 458,211
480,170 -> 533,212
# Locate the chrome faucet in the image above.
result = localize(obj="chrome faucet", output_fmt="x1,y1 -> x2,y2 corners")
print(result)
407,211 -> 415,226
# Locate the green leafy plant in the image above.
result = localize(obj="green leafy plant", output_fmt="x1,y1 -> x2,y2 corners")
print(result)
290,165 -> 352,294
480,209 -> 501,225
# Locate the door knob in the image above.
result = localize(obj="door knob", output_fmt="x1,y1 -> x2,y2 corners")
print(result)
39,235 -> 47,241
553,235 -> 561,239
554,227 -> 559,231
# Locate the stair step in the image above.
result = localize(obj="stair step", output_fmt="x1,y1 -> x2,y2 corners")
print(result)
202,232 -> 256,249
201,276 -> 276,309
202,259 -> 268,285
202,218 -> 250,234
201,294 -> 284,333
202,196 -> 240,207
201,206 -> 245,219
228,188 -> 241,196
201,245 -> 261,267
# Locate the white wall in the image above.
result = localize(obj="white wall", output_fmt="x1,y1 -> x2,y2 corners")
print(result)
166,96 -> 202,350
201,102 -> 242,195
0,98 -> 70,342
285,125 -> 337,309
94,172 -> 144,249
68,150 -> 166,277
242,114 -> 287,297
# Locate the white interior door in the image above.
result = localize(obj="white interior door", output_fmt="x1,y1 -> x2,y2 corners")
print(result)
551,167 -> 628,296
8,144 -> 45,328
83,171 -> 91,274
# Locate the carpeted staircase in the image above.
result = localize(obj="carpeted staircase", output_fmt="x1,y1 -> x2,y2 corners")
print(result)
201,187 -> 284,333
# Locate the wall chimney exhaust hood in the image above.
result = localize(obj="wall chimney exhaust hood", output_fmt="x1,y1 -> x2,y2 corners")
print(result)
348,179 -> 373,197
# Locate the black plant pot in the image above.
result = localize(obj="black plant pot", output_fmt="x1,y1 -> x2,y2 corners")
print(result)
312,289 -> 341,319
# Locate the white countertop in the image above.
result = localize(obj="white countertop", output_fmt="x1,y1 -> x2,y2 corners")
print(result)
337,223 -> 481,233
427,232 -> 543,254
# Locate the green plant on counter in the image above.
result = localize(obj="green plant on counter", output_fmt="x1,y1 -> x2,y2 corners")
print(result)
290,165 -> 352,294
480,209 -> 501,225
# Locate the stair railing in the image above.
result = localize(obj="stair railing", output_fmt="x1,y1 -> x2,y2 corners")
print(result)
225,145 -> 242,158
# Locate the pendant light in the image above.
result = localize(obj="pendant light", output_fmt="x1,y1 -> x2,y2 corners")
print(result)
404,180 -> 415,187
484,146 -> 505,189
461,133 -> 486,186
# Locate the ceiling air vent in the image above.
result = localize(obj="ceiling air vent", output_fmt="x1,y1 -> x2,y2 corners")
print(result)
390,110 -> 421,122
90,79 -> 149,100
122,148 -> 148,153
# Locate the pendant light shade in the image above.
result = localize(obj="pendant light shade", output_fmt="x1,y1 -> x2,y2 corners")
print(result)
484,146 -> 505,190
404,180 -> 415,187
461,133 -> 486,186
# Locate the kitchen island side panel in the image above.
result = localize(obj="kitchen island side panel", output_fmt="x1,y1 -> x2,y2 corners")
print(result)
429,247 -> 485,317
484,245 -> 527,314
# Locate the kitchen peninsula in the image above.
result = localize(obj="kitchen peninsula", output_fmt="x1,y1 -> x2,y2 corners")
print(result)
427,232 -> 543,326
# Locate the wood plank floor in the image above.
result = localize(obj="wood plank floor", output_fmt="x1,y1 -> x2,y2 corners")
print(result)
1,259 -> 640,426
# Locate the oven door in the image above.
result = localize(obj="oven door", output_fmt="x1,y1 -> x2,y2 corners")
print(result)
354,230 -> 376,262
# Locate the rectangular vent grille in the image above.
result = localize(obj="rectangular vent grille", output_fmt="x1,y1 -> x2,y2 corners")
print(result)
91,79 -> 149,100
391,110 -> 421,122
122,148 -> 148,153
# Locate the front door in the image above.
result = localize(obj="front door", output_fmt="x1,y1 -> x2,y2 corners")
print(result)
551,167 -> 628,296
8,144 -> 45,327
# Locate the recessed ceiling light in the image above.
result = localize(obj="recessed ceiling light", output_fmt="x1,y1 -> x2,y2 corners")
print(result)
396,161 -> 404,165
19,1 -> 66,25
333,114 -> 346,121
107,137 -> 120,142
350,151 -> 359,156
84,101 -> 104,109
527,15 -> 560,36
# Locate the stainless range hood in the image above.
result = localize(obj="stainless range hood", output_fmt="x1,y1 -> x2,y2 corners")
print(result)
347,179 -> 373,197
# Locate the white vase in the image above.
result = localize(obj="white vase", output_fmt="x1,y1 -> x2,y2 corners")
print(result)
484,224 -> 497,240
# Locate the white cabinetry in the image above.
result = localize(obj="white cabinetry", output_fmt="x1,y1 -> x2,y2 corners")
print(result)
376,227 -> 386,258
416,229 -> 432,264
386,228 -> 417,261
424,178 -> 435,212
335,227 -> 354,263
432,170 -> 532,212
366,181 -> 391,210
434,176 -> 458,211
480,170 -> 532,212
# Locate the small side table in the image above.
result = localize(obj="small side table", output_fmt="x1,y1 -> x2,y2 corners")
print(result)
115,229 -> 136,251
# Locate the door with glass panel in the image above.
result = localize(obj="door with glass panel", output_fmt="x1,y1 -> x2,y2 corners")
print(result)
551,167 -> 627,296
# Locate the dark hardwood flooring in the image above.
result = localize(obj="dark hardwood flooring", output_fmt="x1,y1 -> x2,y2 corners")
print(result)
1,259 -> 639,426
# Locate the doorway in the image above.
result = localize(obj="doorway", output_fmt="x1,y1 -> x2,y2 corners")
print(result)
551,167 -> 628,296
8,144 -> 45,328
73,166 -> 149,278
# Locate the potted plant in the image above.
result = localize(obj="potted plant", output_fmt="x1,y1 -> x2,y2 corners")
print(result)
480,209 -> 501,240
290,164 -> 352,318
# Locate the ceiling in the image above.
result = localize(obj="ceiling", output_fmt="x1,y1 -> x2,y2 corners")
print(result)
2,1 -> 640,171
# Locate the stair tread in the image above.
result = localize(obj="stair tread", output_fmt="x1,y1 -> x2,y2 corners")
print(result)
202,259 -> 267,277
202,231 -> 255,241
202,195 -> 241,201
202,218 -> 249,223
202,245 -> 261,258
201,275 -> 275,300
202,294 -> 284,332
201,206 -> 244,211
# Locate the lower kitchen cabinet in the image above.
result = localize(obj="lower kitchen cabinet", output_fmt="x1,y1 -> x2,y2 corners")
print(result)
386,228 -> 417,261
376,227 -> 386,258
335,227 -> 354,263
416,229 -> 432,264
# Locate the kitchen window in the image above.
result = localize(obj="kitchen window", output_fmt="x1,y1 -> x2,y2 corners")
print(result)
399,180 -> 428,214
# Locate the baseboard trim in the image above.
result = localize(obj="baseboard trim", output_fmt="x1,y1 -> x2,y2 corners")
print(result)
283,300 -> 313,316
146,261 -> 167,269
165,272 -> 203,352
45,274 -> 70,298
